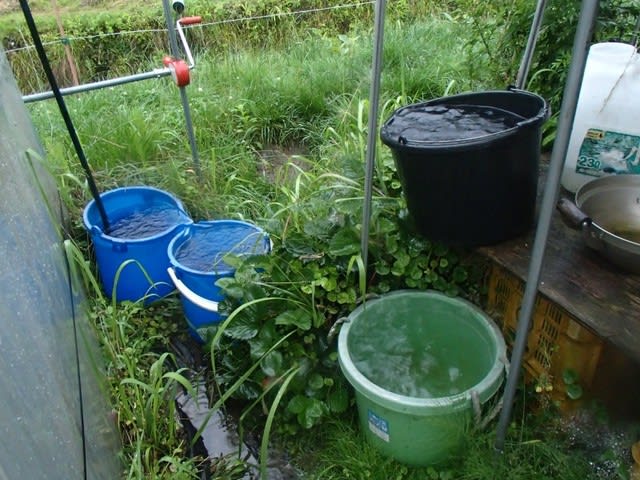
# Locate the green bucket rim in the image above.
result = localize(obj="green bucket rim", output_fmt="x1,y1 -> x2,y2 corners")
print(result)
337,290 -> 507,416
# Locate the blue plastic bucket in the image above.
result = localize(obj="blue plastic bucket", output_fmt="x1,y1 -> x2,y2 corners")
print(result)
167,220 -> 271,341
82,186 -> 192,303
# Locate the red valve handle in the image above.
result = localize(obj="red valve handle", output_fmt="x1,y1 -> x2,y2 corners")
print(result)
169,59 -> 190,87
179,16 -> 202,25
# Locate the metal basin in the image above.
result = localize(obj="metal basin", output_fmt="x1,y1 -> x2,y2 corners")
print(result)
558,175 -> 640,273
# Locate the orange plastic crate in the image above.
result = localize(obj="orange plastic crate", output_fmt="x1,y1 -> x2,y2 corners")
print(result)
486,264 -> 603,405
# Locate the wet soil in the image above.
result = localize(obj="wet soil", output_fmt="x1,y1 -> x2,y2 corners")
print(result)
170,337 -> 302,480
550,408 -> 640,480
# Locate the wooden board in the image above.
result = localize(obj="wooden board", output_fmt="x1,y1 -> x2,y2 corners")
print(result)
479,162 -> 640,365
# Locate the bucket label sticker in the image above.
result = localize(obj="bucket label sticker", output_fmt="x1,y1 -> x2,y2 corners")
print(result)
577,128 -> 640,177
367,410 -> 390,443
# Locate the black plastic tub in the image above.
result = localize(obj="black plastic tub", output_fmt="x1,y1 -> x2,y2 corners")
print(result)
380,89 -> 549,246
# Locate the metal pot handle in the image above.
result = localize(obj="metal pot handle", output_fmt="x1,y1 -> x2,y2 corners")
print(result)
557,197 -> 592,229
167,267 -> 219,313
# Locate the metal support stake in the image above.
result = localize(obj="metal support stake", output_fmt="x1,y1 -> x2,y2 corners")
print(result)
631,15 -> 640,46
516,0 -> 548,89
178,82 -> 201,176
361,0 -> 387,275
494,0 -> 600,453
162,0 -> 201,178
163,0 -> 181,58
20,0 -> 111,233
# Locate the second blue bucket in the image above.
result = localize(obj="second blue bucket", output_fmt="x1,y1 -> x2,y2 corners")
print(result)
167,220 -> 271,341
83,186 -> 192,303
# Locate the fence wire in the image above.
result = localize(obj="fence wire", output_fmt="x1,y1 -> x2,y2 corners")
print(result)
5,1 -> 375,54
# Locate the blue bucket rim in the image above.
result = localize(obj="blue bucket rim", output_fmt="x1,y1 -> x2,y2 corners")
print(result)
338,290 -> 507,414
167,219 -> 270,276
82,185 -> 192,243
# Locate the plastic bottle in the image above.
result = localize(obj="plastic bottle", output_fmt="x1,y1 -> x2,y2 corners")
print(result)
561,42 -> 640,193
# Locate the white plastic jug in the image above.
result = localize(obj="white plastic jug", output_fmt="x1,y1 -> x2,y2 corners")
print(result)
561,42 -> 640,193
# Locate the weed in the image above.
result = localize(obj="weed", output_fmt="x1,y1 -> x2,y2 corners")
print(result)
455,0 -> 640,147
66,238 -> 198,478
299,405 -> 604,480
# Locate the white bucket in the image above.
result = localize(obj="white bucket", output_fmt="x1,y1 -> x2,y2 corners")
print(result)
561,42 -> 640,193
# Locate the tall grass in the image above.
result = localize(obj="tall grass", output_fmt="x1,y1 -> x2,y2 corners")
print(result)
64,239 -> 199,478
3,0 -> 443,94
29,16 -> 491,218
296,406 -> 598,480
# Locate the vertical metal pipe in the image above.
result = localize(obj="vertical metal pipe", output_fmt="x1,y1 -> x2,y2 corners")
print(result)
515,0 -> 548,89
162,0 -> 180,57
179,86 -> 201,175
361,0 -> 387,274
495,0 -> 600,452
162,0 -> 201,177
631,15 -> 640,46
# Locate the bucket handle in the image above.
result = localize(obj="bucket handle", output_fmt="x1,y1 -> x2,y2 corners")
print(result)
327,316 -> 348,344
507,85 -> 551,127
471,353 -> 510,430
326,292 -> 382,343
167,267 -> 219,313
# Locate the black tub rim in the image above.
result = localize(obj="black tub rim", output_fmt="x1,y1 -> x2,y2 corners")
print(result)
380,88 -> 549,152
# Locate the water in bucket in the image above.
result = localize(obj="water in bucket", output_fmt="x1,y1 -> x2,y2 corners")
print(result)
83,186 -> 192,303
347,294 -> 493,398
338,290 -> 507,467
173,223 -> 267,272
383,104 -> 525,143
107,205 -> 188,239
167,220 -> 271,342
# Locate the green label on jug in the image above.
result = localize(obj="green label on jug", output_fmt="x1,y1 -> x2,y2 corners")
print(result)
368,410 -> 390,442
577,128 -> 640,177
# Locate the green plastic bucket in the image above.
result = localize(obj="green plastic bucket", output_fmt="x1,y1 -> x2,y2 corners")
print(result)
337,290 -> 507,466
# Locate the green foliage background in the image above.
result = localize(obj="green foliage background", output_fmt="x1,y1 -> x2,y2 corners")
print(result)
4,0 -> 639,145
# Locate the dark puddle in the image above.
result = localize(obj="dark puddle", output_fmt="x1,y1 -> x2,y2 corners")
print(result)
170,337 -> 301,480
550,408 -> 640,480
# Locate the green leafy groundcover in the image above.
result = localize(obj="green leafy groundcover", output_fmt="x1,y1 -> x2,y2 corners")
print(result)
201,162 -> 486,436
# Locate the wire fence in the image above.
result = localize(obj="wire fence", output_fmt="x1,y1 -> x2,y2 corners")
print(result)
5,1 -> 375,54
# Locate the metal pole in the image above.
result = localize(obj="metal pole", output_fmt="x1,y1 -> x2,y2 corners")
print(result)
162,0 -> 201,178
515,0 -> 548,89
162,0 -> 181,57
23,11 -> 197,103
178,86 -> 201,176
23,68 -> 174,102
361,0 -> 386,274
631,15 -> 640,46
495,0 -> 600,452
20,0 -> 111,233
